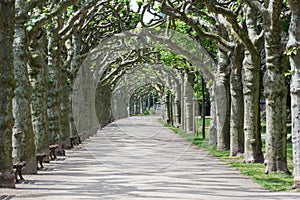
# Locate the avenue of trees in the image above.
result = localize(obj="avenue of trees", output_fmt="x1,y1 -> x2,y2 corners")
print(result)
0,0 -> 300,190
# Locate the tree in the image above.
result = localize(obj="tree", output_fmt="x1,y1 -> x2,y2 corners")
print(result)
201,0 -> 264,162
13,0 -> 37,174
151,0 -> 246,153
229,42 -> 245,156
12,0 -> 81,172
287,0 -> 300,188
245,0 -> 290,174
263,0 -> 290,174
215,48 -> 231,149
28,30 -> 50,157
0,0 -> 15,188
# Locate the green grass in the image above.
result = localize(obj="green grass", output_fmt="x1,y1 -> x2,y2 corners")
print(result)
160,119 -> 296,192
260,122 -> 291,135
229,161 -> 293,191
197,118 -> 211,127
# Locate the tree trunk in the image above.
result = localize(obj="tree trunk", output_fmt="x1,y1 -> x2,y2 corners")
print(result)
75,64 -> 99,137
47,25 -> 62,146
180,73 -> 185,130
263,0 -> 290,174
215,49 -> 230,150
174,78 -> 181,127
183,72 -> 194,134
168,93 -> 174,125
242,6 -> 264,163
242,51 -> 264,163
13,0 -> 36,174
69,33 -> 82,140
129,95 -> 135,116
201,75 -> 206,139
0,0 -> 15,188
57,16 -> 70,148
287,0 -> 300,188
230,43 -> 244,156
96,85 -> 113,128
161,92 -> 169,123
111,86 -> 129,120
28,31 -> 50,157
209,83 -> 217,145
60,78 -> 71,148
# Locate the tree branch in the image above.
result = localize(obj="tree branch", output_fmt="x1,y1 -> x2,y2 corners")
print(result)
33,0 -> 81,32
27,0 -> 46,11
242,0 -> 266,15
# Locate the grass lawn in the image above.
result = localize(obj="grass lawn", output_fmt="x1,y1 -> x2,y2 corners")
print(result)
160,118 -> 296,192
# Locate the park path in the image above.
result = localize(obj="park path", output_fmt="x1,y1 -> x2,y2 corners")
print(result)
1,116 -> 300,200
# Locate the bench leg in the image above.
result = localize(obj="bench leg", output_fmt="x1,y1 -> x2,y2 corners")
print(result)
18,168 -> 24,180
39,160 -> 44,168
37,158 -> 44,168
70,138 -> 73,148
49,149 -> 57,160
14,170 -> 19,183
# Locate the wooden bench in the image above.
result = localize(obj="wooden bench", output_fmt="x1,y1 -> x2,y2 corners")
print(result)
78,134 -> 82,144
49,144 -> 58,160
70,136 -> 79,147
55,149 -> 65,156
13,161 -> 26,183
36,153 -> 46,169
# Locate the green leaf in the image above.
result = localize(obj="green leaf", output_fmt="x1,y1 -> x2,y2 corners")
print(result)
26,25 -> 33,32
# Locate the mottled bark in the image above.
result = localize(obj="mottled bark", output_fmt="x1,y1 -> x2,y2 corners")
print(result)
73,61 -> 98,137
13,0 -> 36,174
183,72 -> 194,134
135,96 -> 141,115
263,0 -> 290,174
174,78 -> 181,127
287,0 -> 300,188
242,7 -> 264,163
69,33 -> 81,139
60,79 -> 71,148
28,32 -> 50,156
168,93 -> 174,125
96,85 -> 113,128
229,43 -> 244,156
0,0 -> 15,188
180,73 -> 185,130
215,49 -> 230,150
111,86 -> 129,120
47,25 -> 62,146
242,51 -> 264,163
209,83 -> 217,145
201,76 -> 206,139
129,95 -> 135,116
161,92 -> 169,123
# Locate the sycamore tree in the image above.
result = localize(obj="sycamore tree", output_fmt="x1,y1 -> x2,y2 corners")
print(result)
0,0 -> 15,188
13,0 -> 80,174
141,0 -> 250,156
203,0 -> 264,162
287,0 -> 300,189
8,0 -> 140,173
245,0 -> 290,174
158,0 -> 290,172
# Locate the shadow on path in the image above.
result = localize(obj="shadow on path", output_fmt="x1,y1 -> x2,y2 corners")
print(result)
1,116 -> 300,199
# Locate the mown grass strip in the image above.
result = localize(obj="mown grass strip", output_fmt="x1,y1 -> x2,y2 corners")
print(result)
159,119 -> 295,192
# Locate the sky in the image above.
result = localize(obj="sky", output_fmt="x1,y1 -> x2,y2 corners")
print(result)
130,0 -> 154,23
